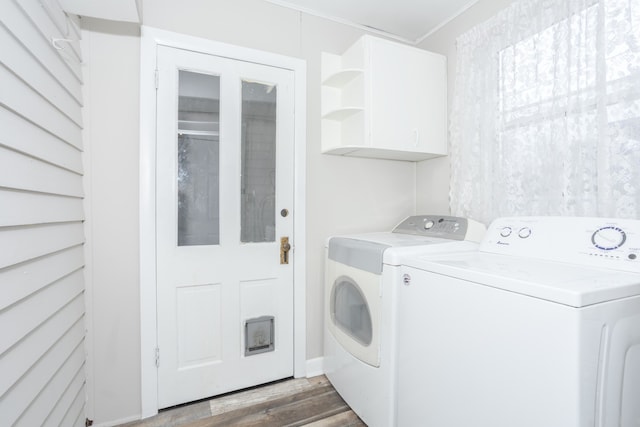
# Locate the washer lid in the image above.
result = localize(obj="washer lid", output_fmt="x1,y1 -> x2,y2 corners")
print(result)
405,252 -> 640,307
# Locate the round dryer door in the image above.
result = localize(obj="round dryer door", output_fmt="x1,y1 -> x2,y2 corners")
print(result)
331,276 -> 373,346
325,259 -> 382,368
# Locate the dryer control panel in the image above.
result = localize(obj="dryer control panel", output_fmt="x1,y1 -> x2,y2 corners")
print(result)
393,215 -> 485,243
482,216 -> 640,273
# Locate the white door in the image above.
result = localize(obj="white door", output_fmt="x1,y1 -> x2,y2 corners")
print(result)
155,45 -> 295,408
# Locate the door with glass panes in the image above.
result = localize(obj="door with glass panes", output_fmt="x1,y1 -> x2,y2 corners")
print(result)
155,45 -> 295,408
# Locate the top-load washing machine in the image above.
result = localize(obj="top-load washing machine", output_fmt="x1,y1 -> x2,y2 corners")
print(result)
396,216 -> 640,427
324,215 -> 486,427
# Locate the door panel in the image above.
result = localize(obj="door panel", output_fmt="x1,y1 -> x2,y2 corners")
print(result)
176,283 -> 222,368
156,45 -> 295,408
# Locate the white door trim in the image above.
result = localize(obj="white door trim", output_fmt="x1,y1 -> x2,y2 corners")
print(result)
139,26 -> 306,418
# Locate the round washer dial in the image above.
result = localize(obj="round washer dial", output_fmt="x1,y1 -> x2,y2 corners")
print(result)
591,226 -> 626,250
518,227 -> 532,239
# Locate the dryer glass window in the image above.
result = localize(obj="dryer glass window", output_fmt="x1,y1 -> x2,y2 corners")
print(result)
331,277 -> 372,345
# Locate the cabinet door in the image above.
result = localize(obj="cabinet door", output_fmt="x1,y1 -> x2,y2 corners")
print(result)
368,38 -> 447,155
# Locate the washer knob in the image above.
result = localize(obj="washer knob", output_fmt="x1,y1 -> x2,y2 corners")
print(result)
500,227 -> 512,237
592,226 -> 626,250
518,227 -> 532,238
424,220 -> 434,230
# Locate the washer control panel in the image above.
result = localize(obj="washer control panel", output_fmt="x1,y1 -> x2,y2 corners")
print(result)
393,215 -> 486,243
481,216 -> 640,273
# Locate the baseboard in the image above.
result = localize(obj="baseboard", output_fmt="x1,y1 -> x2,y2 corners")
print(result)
305,357 -> 325,378
91,414 -> 140,427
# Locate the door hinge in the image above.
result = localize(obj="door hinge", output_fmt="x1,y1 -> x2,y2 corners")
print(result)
155,69 -> 159,89
155,347 -> 160,367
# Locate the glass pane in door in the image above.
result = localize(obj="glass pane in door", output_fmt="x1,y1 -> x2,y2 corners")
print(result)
241,81 -> 277,243
177,71 -> 220,246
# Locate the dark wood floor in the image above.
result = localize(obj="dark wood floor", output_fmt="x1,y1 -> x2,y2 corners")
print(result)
120,376 -> 366,427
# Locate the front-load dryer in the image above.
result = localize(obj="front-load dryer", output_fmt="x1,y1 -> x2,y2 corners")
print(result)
396,216 -> 640,427
324,215 -> 485,427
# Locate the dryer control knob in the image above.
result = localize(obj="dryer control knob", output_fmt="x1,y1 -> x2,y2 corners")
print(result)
500,227 -> 512,237
424,220 -> 435,230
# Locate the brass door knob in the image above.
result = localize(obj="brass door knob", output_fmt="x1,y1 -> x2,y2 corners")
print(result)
280,237 -> 291,264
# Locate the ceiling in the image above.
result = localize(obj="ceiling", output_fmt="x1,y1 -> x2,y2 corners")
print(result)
57,0 -> 477,44
264,0 -> 479,43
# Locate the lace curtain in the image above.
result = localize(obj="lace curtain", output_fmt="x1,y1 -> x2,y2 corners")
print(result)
450,0 -> 640,225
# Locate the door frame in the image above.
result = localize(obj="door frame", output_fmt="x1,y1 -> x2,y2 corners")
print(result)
139,26 -> 306,418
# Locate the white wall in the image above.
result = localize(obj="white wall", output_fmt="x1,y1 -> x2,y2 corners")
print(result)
81,18 -> 141,425
84,0 -> 416,424
298,13 -> 417,355
415,0 -> 514,217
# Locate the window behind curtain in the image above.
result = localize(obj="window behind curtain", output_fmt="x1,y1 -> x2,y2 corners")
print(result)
450,0 -> 640,224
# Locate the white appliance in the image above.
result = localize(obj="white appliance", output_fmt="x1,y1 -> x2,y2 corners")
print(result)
397,216 -> 640,427
324,215 -> 485,427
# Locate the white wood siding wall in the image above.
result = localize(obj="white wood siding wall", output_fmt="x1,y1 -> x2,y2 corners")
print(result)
0,0 -> 86,426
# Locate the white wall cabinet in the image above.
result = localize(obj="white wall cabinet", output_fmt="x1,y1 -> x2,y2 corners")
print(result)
321,35 -> 447,161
